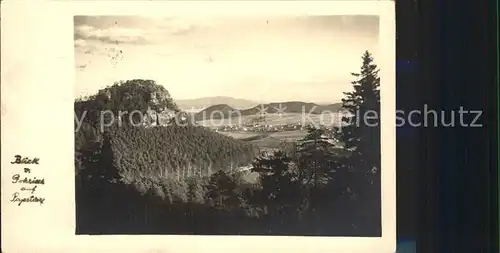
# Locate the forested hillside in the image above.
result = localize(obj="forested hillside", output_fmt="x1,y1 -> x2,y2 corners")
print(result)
75,79 -> 257,184
105,125 -> 256,181
75,79 -> 263,234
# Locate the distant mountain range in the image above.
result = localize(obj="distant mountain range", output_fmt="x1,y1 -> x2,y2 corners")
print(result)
175,96 -> 261,111
176,96 -> 341,113
194,101 -> 343,121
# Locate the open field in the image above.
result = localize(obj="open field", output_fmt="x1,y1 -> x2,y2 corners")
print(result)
268,131 -> 307,141
197,113 -> 343,127
217,132 -> 265,140
219,130 -> 307,149
219,130 -> 306,140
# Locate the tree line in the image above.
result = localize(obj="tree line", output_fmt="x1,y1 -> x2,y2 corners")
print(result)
75,51 -> 381,236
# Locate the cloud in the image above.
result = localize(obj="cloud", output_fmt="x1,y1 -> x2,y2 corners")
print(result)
73,16 -> 205,48
74,25 -> 151,45
74,16 -> 377,102
157,19 -> 201,36
74,36 -> 102,57
74,39 -> 87,48
170,25 -> 196,36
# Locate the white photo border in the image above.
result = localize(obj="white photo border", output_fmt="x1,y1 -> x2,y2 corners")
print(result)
0,1 -> 396,253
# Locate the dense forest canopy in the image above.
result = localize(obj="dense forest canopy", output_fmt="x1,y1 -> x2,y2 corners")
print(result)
104,125 -> 257,182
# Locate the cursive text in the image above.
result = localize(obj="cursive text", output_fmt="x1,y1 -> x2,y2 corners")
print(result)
21,185 -> 38,194
11,192 -> 45,206
10,155 -> 40,165
12,174 -> 45,184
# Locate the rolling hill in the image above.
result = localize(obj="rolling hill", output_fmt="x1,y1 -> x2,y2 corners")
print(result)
175,96 -> 261,111
195,101 -> 343,120
240,102 -> 342,115
193,104 -> 238,121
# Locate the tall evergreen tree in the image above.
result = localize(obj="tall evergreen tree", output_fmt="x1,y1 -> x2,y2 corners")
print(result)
205,170 -> 241,211
296,125 -> 337,216
298,126 -> 337,186
338,50 -> 381,171
336,50 -> 381,223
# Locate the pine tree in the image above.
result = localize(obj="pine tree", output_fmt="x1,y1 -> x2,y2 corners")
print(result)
335,51 -> 382,229
187,177 -> 205,204
251,150 -> 302,228
338,50 -> 381,171
205,170 -> 240,211
298,126 -> 337,185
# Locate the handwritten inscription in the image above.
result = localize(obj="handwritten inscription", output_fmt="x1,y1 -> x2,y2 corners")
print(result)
10,155 -> 40,164
9,155 -> 45,206
12,174 -> 45,184
21,185 -> 38,194
11,192 -> 45,206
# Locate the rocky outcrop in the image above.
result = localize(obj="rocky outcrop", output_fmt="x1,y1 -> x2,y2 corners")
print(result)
76,79 -> 187,127
143,107 -> 177,127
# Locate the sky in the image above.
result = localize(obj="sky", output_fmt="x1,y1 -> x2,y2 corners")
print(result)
74,15 -> 379,103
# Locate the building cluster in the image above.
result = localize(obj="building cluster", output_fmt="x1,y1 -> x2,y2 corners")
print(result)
214,122 -> 319,133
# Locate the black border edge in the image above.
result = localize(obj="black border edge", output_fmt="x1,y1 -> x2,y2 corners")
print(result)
418,0 -> 439,250
418,0 -> 499,252
395,0 -> 418,243
486,0 -> 499,250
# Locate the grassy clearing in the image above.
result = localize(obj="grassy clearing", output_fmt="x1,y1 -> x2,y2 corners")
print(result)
268,131 -> 306,141
219,130 -> 308,150
248,138 -> 283,149
218,132 -> 264,140
198,113 -> 342,127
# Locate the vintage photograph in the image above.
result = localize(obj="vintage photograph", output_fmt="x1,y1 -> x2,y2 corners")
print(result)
74,15 -> 382,236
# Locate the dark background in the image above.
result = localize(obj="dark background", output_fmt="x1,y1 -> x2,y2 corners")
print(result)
396,0 -> 418,243
396,0 -> 498,252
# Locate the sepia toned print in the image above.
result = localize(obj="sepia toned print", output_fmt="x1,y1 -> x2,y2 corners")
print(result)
74,15 -> 382,236
1,1 -> 395,253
